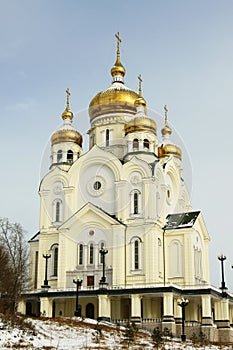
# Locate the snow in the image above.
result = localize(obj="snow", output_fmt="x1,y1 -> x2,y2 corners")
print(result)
0,316 -> 230,349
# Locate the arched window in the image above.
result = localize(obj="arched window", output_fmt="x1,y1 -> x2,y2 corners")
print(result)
134,192 -> 138,214
158,238 -> 162,276
56,201 -> 61,222
79,244 -> 83,265
168,240 -> 183,278
130,237 -> 142,271
67,150 -> 73,163
53,247 -> 58,276
57,150 -> 62,162
134,240 -> 139,269
143,139 -> 149,150
106,129 -> 110,146
89,243 -> 94,265
50,244 -> 59,277
133,138 -> 139,150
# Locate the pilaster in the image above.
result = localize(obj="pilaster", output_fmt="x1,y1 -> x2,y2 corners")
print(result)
130,294 -> 142,323
98,294 -> 111,322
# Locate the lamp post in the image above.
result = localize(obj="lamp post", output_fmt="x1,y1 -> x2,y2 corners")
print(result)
41,254 -> 51,289
99,247 -> 108,286
177,297 -> 189,341
218,254 -> 227,296
73,278 -> 82,316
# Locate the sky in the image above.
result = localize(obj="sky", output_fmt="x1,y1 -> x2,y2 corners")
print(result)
1,0 -> 233,290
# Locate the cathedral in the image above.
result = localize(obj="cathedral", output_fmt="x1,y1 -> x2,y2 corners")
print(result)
20,34 -> 233,342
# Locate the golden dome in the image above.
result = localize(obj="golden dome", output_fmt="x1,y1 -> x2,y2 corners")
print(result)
89,85 -> 139,121
125,117 -> 157,135
111,58 -> 126,77
51,88 -> 83,147
161,125 -> 172,135
158,144 -> 182,160
51,129 -> 82,146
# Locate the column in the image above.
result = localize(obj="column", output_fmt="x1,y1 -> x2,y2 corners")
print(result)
98,294 -> 111,322
214,298 -> 230,328
40,297 -> 53,317
162,293 -> 175,333
201,295 -> 213,326
17,300 -> 26,315
130,294 -> 141,323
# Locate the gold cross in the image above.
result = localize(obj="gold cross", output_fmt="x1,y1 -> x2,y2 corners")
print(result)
115,32 -> 122,58
138,74 -> 143,96
66,88 -> 70,109
164,105 -> 168,125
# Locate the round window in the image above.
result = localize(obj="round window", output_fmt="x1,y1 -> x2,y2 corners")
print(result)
93,181 -> 101,190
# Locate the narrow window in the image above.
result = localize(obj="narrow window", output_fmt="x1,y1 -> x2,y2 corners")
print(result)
89,243 -> 94,264
134,192 -> 138,214
134,240 -> 139,269
57,150 -> 62,162
56,202 -> 60,222
79,244 -> 83,265
53,247 -> 58,276
143,139 -> 149,150
106,129 -> 110,146
67,150 -> 73,163
133,138 -> 139,150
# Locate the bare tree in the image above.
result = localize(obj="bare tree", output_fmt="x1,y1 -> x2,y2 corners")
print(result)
0,218 -> 29,313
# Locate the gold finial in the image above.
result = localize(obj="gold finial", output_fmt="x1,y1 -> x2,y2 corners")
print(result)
62,88 -> 73,120
138,74 -> 143,97
115,32 -> 121,59
111,32 -> 126,78
66,88 -> 71,110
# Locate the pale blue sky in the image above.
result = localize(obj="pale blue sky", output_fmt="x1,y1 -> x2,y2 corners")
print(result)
1,0 -> 233,289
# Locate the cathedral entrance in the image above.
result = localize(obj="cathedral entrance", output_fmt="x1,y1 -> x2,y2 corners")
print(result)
86,303 -> 94,319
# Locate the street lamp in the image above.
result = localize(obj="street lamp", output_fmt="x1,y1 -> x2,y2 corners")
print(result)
177,297 -> 189,341
41,254 -> 51,289
218,254 -> 227,296
99,247 -> 108,286
73,278 -> 82,316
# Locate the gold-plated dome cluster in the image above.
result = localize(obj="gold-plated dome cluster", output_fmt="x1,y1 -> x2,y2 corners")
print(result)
158,105 -> 182,160
89,32 -> 139,122
51,88 -> 83,147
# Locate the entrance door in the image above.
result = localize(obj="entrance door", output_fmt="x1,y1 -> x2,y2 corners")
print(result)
86,303 -> 94,319
87,276 -> 94,288
26,302 -> 32,316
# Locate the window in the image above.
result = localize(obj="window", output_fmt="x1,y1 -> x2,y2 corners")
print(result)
134,192 -> 138,214
143,139 -> 149,150
50,244 -> 59,277
134,240 -> 139,269
133,138 -> 139,150
56,201 -> 61,222
106,129 -> 110,146
79,244 -> 83,265
67,150 -> 73,163
93,181 -> 101,190
130,237 -> 142,271
57,150 -> 62,162
53,247 -> 58,276
89,243 -> 94,264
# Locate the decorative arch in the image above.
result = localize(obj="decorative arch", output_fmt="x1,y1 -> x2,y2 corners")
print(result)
143,139 -> 149,150
133,138 -> 139,150
67,149 -> 73,163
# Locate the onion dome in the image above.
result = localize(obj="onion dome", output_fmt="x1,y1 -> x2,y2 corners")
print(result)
158,105 -> 182,160
51,88 -> 83,147
89,32 -> 139,122
125,117 -> 157,135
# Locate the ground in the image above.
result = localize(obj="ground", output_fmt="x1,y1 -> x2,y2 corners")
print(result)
0,315 -> 231,349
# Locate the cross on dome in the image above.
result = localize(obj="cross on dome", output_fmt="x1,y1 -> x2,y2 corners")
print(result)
138,74 -> 143,97
66,88 -> 71,110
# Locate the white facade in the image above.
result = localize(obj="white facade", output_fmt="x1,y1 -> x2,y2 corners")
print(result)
22,36 -> 233,343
